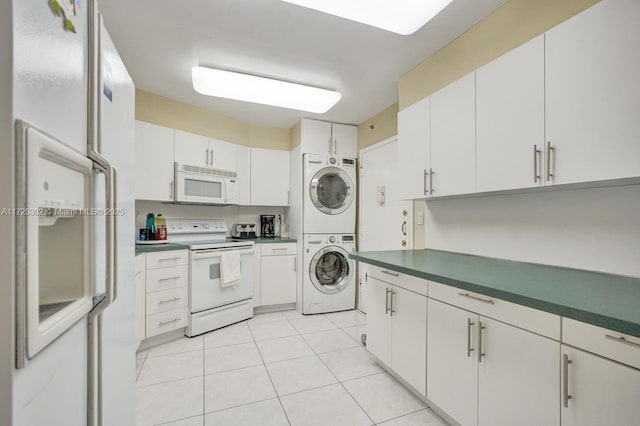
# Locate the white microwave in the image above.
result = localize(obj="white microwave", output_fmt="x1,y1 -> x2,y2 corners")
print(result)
174,163 -> 239,205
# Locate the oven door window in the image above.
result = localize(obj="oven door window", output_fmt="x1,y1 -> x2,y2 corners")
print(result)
185,178 -> 222,198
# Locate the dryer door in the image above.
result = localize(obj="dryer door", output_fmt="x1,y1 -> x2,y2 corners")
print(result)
309,246 -> 353,294
309,167 -> 354,215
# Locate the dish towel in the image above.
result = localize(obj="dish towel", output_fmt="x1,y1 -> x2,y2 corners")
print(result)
220,251 -> 242,288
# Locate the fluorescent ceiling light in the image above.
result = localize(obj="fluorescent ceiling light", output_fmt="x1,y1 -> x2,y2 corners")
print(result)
191,67 -> 341,114
281,0 -> 454,35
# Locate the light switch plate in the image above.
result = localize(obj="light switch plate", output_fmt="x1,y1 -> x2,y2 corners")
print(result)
416,211 -> 424,225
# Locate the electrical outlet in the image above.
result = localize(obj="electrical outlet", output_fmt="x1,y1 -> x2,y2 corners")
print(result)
416,211 -> 424,225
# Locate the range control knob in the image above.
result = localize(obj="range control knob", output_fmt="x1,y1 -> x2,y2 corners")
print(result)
329,236 -> 336,243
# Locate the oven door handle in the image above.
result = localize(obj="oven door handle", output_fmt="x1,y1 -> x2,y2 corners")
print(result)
191,248 -> 255,259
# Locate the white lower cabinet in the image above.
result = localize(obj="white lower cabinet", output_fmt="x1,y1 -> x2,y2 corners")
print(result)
135,254 -> 146,349
427,298 -> 559,426
366,276 -> 427,395
254,243 -> 297,307
561,345 -> 640,426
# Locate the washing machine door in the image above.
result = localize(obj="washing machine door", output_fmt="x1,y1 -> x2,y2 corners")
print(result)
309,167 -> 354,215
309,246 -> 353,294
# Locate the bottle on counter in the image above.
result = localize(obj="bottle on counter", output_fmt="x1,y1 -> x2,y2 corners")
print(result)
275,214 -> 281,238
156,213 -> 167,240
146,213 -> 157,240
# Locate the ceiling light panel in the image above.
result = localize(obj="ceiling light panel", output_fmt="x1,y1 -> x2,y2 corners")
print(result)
191,67 -> 341,114
281,0 -> 454,35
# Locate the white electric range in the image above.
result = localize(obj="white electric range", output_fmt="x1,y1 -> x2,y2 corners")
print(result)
166,219 -> 255,336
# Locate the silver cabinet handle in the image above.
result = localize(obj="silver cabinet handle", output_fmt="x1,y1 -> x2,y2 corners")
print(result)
272,247 -> 288,252
287,190 -> 290,205
293,257 -> 296,272
458,292 -> 495,305
169,180 -> 174,200
477,321 -> 486,362
210,148 -> 214,166
385,288 -> 391,314
205,148 -> 209,165
533,144 -> 541,182
158,297 -> 180,305
605,334 -> 640,349
467,318 -> 475,358
381,270 -> 400,277
563,353 -> 572,408
423,169 -> 428,195
159,257 -> 181,262
158,276 -> 181,282
546,141 -> 555,182
390,289 -> 396,316
159,318 -> 181,327
429,168 -> 434,194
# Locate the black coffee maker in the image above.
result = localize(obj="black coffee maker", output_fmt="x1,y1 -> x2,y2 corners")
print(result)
260,215 -> 275,238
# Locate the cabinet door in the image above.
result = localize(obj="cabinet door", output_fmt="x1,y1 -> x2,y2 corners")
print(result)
430,73 -> 476,197
397,98 -> 430,200
260,254 -> 296,306
209,138 -> 237,172
135,270 -> 146,346
135,121 -> 175,201
427,298 -> 478,426
390,286 -> 427,396
478,317 -> 559,426
546,0 -> 640,185
332,123 -> 358,158
236,145 -> 251,205
476,36 -> 545,192
562,345 -> 640,426
365,277 -> 392,366
301,119 -> 332,155
250,148 -> 290,206
174,129 -> 209,167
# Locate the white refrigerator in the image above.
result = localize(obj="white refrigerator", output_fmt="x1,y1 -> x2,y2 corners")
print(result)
1,1 -> 136,425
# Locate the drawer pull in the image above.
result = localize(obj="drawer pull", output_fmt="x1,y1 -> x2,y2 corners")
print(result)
272,248 -> 288,252
159,318 -> 181,327
158,297 -> 181,305
390,289 -> 396,316
158,276 -> 181,282
385,288 -> 391,314
605,334 -> 640,349
381,270 -> 400,277
159,257 -> 181,262
458,292 -> 495,305
467,318 -> 475,358
563,354 -> 572,408
477,321 -> 486,362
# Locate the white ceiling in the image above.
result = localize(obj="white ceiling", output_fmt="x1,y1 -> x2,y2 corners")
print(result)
100,0 -> 507,129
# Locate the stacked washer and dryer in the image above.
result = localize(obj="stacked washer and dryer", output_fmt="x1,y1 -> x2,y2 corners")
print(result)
289,119 -> 359,315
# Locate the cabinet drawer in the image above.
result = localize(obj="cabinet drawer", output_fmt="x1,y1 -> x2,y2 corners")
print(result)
261,243 -> 296,256
369,266 -> 428,296
146,307 -> 188,338
135,253 -> 145,275
146,286 -> 189,316
428,281 -> 560,339
563,318 -> 640,369
146,265 -> 189,293
145,250 -> 188,269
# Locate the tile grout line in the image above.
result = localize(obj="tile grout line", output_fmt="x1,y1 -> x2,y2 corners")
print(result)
372,407 -> 432,426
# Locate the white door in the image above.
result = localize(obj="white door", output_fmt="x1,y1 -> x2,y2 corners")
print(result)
545,0 -> 640,185
260,255 -> 296,306
174,129 -> 209,167
476,35 -> 545,192
365,276 -> 392,366
359,139 -> 413,312
135,121 -> 175,202
302,119 -> 332,154
332,123 -> 358,158
390,286 -> 427,396
430,73 -> 476,197
478,317 -> 560,426
397,98 -> 430,200
209,138 -> 237,172
427,298 -> 478,426
236,145 -> 251,205
250,148 -> 290,206
562,345 -> 640,426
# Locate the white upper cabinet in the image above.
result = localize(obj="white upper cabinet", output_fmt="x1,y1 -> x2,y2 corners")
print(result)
250,148 -> 290,206
174,129 -> 209,167
135,121 -> 175,202
209,138 -> 237,172
236,145 -> 251,205
397,97 -> 431,200
430,73 -> 476,197
301,119 -> 357,158
545,0 -> 640,185
476,36 -> 545,192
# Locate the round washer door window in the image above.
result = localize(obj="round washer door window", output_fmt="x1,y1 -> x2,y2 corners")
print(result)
310,167 -> 354,215
309,247 -> 352,294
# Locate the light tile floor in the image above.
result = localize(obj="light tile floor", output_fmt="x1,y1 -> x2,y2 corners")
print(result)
136,309 -> 448,426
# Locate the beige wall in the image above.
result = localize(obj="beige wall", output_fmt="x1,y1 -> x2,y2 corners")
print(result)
399,0 -> 600,109
135,89 -> 291,150
290,120 -> 302,149
357,103 -> 398,151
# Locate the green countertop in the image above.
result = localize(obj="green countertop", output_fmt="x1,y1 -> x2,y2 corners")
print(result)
350,249 -> 640,337
135,242 -> 190,255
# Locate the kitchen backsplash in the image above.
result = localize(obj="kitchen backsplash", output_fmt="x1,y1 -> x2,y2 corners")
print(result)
135,201 -> 286,237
